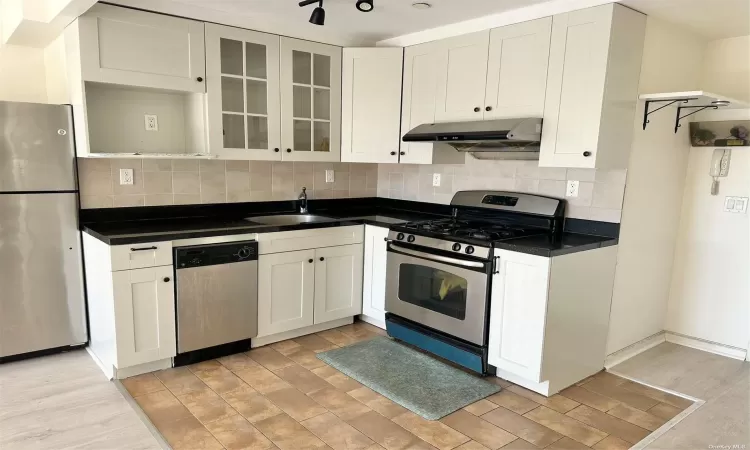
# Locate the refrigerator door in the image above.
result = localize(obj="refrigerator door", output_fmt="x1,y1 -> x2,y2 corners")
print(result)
0,193 -> 87,358
0,101 -> 77,192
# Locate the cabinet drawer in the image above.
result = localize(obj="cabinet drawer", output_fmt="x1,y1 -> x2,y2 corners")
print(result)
258,226 -> 363,255
111,242 -> 173,271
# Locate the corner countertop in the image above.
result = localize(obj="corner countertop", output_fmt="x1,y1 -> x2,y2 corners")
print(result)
80,199 -> 618,257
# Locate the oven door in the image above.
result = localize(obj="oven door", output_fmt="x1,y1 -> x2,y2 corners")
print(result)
385,242 -> 491,346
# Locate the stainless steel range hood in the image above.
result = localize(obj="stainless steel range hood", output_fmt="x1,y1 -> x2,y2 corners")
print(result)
402,118 -> 542,158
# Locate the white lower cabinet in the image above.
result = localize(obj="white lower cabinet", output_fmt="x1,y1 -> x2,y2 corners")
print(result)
257,228 -> 364,339
258,249 -> 316,336
361,225 -> 389,327
488,251 -> 550,382
112,266 -> 177,368
314,244 -> 364,324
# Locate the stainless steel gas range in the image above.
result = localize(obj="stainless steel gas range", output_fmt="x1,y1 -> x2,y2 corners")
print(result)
384,191 -> 565,374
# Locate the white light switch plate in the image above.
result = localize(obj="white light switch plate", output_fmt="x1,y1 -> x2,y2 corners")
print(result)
432,173 -> 441,187
325,170 -> 334,183
724,196 -> 748,213
119,168 -> 134,185
566,180 -> 579,197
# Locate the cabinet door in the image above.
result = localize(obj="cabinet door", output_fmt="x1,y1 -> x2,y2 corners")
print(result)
434,31 -> 490,122
361,226 -> 389,326
341,48 -> 403,164
78,4 -> 205,93
400,42 -> 439,165
488,251 -> 550,382
113,266 -> 176,368
258,250 -> 315,337
280,38 -> 342,162
314,245 -> 364,324
540,5 -> 613,168
485,18 -> 552,119
205,24 -> 282,160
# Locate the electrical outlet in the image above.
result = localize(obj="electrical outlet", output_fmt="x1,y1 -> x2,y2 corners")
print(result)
325,170 -> 334,183
119,168 -> 134,186
144,114 -> 158,131
566,180 -> 579,197
432,173 -> 441,187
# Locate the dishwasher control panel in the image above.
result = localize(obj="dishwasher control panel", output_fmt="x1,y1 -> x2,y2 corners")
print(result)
175,241 -> 258,269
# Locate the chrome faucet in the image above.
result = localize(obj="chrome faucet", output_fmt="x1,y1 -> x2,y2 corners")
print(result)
298,187 -> 308,214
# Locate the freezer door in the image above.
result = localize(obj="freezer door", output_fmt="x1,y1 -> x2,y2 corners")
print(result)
0,101 -> 77,192
0,193 -> 87,358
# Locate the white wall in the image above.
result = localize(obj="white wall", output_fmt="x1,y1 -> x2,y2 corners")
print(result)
0,44 -> 48,102
665,35 -> 750,351
606,18 -> 706,354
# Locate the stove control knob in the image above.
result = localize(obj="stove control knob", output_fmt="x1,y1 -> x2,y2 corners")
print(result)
396,233 -> 405,241
452,243 -> 462,252
407,235 -> 416,243
465,246 -> 475,255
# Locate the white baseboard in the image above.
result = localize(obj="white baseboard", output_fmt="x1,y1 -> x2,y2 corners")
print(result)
493,368 -> 552,396
665,332 -> 747,361
358,314 -> 385,330
252,317 -> 354,348
86,347 -> 114,380
605,332 -> 666,369
114,358 -> 172,379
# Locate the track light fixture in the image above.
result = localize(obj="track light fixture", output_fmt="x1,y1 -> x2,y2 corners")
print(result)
299,0 -> 375,26
299,0 -> 325,26
356,0 -> 374,12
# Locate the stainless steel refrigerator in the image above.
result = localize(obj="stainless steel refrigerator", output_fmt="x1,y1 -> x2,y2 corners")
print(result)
0,101 -> 87,359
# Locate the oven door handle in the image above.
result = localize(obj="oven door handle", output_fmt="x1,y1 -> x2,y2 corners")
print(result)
388,243 -> 487,269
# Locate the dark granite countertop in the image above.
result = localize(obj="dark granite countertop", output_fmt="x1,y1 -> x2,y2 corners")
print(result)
81,198 -> 618,256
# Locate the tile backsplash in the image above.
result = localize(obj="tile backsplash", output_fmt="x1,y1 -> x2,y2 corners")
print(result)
78,156 -> 627,223
376,157 -> 627,223
78,159 -> 378,209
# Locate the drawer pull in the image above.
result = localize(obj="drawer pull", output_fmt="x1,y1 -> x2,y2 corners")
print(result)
163,277 -> 171,282
130,246 -> 158,252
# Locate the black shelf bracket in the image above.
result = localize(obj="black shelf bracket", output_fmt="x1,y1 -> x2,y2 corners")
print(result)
642,98 -> 695,131
674,104 -> 721,133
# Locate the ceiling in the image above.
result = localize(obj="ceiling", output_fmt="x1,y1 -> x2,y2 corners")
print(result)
109,0 -> 750,45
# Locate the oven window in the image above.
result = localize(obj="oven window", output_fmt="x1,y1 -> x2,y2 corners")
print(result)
398,264 -> 467,320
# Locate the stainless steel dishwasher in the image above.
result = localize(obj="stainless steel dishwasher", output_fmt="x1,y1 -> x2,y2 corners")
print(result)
175,241 -> 258,357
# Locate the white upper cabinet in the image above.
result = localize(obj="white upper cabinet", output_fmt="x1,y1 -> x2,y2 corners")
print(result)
341,48 -> 404,164
280,38 -> 342,162
540,4 -> 646,169
205,24 -> 282,160
434,31 -> 490,122
485,17 -> 552,119
78,4 -> 206,93
401,41 -> 440,164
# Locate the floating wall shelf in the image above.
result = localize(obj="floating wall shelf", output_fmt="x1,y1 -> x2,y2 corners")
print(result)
640,91 -> 749,133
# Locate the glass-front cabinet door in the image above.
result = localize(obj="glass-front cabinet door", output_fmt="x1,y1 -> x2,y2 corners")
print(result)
280,37 -> 342,162
206,24 -> 281,160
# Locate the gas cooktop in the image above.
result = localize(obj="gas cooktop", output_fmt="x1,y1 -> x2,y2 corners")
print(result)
395,217 -> 546,242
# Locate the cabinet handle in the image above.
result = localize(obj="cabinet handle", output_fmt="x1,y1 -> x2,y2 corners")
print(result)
319,257 -> 325,261
473,107 -> 481,112
196,77 -> 203,82
583,151 -> 592,157
485,106 -> 492,112
130,246 -> 157,252
390,151 -> 396,156
308,259 -> 314,263
400,151 -> 405,156
287,149 -> 292,153
274,148 -> 280,152
163,277 -> 171,282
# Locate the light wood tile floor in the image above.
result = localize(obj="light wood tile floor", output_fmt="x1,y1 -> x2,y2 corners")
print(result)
611,342 -> 750,449
0,350 -> 161,450
122,322 -> 696,450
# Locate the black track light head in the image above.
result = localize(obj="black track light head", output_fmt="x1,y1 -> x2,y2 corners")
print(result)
356,0 -> 374,12
309,1 -> 325,25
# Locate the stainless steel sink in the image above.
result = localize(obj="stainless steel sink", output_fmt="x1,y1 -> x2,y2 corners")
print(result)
246,214 -> 335,226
